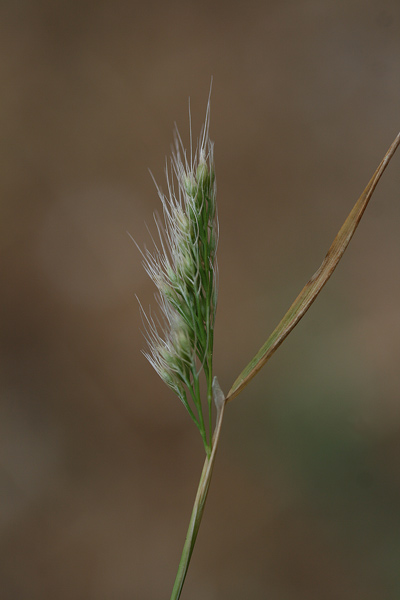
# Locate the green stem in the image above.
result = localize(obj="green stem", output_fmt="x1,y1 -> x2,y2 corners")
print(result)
180,388 -> 200,431
192,372 -> 209,455
170,399 -> 226,600
205,349 -> 213,444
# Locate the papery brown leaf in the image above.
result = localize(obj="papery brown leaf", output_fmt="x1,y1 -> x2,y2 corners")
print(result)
226,132 -> 400,403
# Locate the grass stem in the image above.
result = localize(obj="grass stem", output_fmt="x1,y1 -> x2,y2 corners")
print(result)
170,399 -> 225,600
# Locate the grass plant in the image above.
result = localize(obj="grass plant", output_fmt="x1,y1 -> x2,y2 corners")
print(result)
137,90 -> 400,599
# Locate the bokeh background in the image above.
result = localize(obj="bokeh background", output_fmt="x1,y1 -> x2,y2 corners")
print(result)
1,1 -> 400,598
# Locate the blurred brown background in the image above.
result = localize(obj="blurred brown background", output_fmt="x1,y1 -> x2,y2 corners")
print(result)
1,1 -> 400,598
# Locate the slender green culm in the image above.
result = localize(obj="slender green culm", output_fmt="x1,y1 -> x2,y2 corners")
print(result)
137,93 -> 218,456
